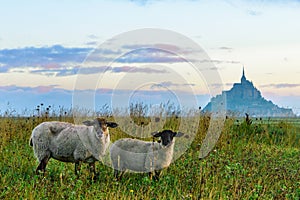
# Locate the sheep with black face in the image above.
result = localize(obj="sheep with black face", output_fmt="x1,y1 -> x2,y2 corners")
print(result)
110,130 -> 184,180
29,118 -> 118,178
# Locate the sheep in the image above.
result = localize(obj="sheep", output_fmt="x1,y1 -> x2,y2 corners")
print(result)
29,118 -> 118,178
110,130 -> 184,180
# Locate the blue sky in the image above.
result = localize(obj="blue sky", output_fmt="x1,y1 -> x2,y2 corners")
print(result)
0,0 -> 300,115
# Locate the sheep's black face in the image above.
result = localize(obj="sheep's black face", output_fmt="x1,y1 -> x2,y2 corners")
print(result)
152,130 -> 184,147
160,130 -> 175,146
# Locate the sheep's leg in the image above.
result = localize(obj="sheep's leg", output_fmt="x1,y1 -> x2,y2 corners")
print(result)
113,169 -> 119,179
89,162 -> 96,175
148,172 -> 153,180
113,157 -> 124,180
36,155 -> 50,174
153,170 -> 161,181
118,170 -> 125,180
89,163 -> 98,181
114,169 -> 125,181
148,171 -> 160,180
75,161 -> 81,176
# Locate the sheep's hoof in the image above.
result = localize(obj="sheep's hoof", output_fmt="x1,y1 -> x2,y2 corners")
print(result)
90,173 -> 99,182
35,169 -> 46,176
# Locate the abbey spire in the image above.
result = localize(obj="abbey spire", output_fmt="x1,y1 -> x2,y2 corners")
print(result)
241,66 -> 246,83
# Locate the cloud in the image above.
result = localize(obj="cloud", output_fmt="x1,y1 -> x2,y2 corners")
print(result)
35,65 -> 169,76
78,65 -> 168,75
31,67 -> 80,77
122,43 -> 182,52
247,10 -> 262,16
0,84 -> 60,94
150,81 -> 195,89
260,83 -> 300,89
210,59 -> 240,64
87,34 -> 99,39
218,46 -> 233,51
34,85 -> 57,93
197,59 -> 240,64
0,44 -> 199,77
4,63 -> 168,77
94,47 -> 221,64
92,48 -> 122,55
209,83 -> 235,89
85,41 -> 98,46
111,66 -> 168,74
115,48 -> 188,63
222,60 -> 240,64
0,45 -> 91,68
1,44 -> 235,78
121,43 -> 199,55
73,66 -> 105,75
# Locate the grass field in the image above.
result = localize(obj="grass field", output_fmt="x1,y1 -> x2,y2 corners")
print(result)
0,109 -> 299,199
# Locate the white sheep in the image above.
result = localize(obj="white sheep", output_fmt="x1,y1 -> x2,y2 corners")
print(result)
29,118 -> 118,178
110,130 -> 184,180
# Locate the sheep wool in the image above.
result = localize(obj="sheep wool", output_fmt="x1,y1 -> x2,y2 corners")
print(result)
29,118 -> 118,176
110,138 -> 174,172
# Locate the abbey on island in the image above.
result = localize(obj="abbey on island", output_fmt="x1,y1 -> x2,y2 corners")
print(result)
203,68 -> 294,117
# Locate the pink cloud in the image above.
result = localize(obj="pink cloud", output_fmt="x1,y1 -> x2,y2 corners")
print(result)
0,84 -> 59,93
42,63 -> 61,69
34,85 -> 56,93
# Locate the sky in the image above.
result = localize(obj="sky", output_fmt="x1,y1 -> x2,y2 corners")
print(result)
0,0 -> 300,115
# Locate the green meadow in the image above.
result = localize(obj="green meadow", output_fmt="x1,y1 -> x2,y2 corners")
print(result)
0,106 -> 299,199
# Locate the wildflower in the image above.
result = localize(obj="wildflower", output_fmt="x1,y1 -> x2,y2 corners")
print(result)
130,189 -> 134,193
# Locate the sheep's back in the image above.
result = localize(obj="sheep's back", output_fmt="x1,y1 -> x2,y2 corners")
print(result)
112,138 -> 151,153
50,126 -> 82,159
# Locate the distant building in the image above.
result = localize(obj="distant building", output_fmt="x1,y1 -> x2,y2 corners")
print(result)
203,67 -> 295,117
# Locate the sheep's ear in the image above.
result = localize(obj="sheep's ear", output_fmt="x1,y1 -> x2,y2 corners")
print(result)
174,132 -> 184,137
107,122 -> 118,128
82,120 -> 94,126
151,131 -> 162,137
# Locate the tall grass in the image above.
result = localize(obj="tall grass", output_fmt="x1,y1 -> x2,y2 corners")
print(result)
0,105 -> 299,199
